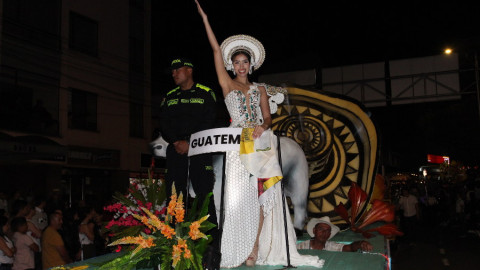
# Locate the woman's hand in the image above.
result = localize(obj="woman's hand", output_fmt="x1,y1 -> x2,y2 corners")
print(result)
252,125 -> 266,139
195,0 -> 207,20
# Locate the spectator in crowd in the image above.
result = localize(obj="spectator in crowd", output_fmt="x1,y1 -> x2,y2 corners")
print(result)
11,217 -> 38,270
7,192 -> 23,216
77,207 -> 97,260
42,213 -> 71,269
59,208 -> 81,262
25,207 -> 42,270
9,200 -> 30,219
31,196 -> 47,232
297,217 -> 373,252
0,216 -> 15,270
0,192 -> 8,216
397,188 -> 420,245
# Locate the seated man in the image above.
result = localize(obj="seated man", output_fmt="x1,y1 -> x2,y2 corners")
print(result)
297,216 -> 373,252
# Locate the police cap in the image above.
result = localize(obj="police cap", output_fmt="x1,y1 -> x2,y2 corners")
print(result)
170,58 -> 194,70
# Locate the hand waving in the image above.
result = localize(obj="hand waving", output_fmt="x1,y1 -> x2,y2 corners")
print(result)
195,0 -> 207,20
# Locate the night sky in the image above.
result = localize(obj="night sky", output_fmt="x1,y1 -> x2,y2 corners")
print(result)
152,0 -> 480,171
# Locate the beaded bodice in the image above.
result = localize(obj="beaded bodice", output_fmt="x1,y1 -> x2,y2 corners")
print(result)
224,83 -> 264,128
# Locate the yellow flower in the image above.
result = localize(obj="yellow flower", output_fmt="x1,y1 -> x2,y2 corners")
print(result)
188,215 -> 209,240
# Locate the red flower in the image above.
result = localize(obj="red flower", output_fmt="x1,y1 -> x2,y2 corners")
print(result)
348,182 -> 367,226
357,199 -> 395,230
334,181 -> 402,238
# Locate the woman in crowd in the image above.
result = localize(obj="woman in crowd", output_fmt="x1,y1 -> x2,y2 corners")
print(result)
0,216 -> 15,270
11,217 -> 39,270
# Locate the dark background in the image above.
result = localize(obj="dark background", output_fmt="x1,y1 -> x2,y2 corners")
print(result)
151,0 -> 480,172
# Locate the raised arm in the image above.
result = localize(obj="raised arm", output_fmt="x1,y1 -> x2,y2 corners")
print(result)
195,0 -> 231,96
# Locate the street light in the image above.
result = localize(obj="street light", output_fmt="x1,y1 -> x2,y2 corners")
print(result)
444,46 -> 480,125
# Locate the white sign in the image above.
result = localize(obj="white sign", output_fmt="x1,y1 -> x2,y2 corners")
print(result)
188,128 -> 242,156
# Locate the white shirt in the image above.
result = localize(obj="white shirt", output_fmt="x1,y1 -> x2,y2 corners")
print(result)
296,240 -> 345,252
399,194 -> 418,217
0,236 -> 14,264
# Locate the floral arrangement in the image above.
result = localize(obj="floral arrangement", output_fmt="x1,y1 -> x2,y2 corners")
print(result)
334,182 -> 403,238
97,164 -> 215,270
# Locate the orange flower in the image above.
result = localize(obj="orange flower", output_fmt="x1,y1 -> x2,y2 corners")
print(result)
183,247 -> 192,259
160,223 -> 176,239
172,244 -> 182,267
177,238 -> 187,249
138,207 -> 163,231
174,194 -> 185,223
189,215 -> 209,240
167,194 -> 177,218
132,214 -> 154,231
108,236 -> 155,255
167,183 -> 178,219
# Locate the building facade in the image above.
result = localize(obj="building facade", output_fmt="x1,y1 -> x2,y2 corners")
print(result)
0,0 -> 152,207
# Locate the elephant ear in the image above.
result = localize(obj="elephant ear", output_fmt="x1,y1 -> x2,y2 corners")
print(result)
271,85 -> 379,222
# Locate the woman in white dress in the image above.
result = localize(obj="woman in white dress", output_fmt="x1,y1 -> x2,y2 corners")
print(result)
195,1 -> 324,268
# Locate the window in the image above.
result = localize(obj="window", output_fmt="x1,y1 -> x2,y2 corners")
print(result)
68,89 -> 97,131
129,37 -> 145,73
130,102 -> 144,137
69,12 -> 98,56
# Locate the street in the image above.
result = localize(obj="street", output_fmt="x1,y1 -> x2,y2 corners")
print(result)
391,221 -> 480,269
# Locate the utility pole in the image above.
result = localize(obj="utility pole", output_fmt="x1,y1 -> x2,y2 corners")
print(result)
475,51 -> 480,124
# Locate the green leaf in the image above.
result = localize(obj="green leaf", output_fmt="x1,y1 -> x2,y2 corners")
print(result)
200,220 -> 216,232
186,196 -> 200,221
197,192 -> 213,219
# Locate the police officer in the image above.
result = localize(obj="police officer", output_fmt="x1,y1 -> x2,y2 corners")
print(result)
160,57 -> 217,201
160,58 -> 220,268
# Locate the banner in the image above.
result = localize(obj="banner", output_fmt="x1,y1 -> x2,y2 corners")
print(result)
188,128 -> 243,156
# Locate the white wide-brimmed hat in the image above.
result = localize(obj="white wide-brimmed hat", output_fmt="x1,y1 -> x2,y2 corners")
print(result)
220,34 -> 265,71
306,216 -> 340,239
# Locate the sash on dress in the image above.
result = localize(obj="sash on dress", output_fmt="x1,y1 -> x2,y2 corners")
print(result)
239,128 -> 282,208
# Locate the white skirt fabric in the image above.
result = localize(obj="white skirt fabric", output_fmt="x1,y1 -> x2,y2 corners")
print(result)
220,151 -> 324,268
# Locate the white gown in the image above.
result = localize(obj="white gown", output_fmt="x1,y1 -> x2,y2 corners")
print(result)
220,83 -> 324,268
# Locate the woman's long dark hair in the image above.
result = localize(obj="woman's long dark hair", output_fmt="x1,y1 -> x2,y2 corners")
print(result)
0,215 -> 8,239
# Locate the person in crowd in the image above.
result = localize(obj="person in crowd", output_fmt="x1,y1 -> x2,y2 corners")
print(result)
159,54 -> 220,266
25,207 -> 42,270
42,213 -> 71,269
0,192 -> 8,216
60,208 -> 81,262
77,207 -> 97,260
7,192 -> 23,216
45,190 -> 65,216
31,196 -> 47,232
9,200 -> 30,219
195,0 -> 323,268
397,188 -> 420,245
11,217 -> 39,270
0,216 -> 15,270
297,216 -> 373,252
